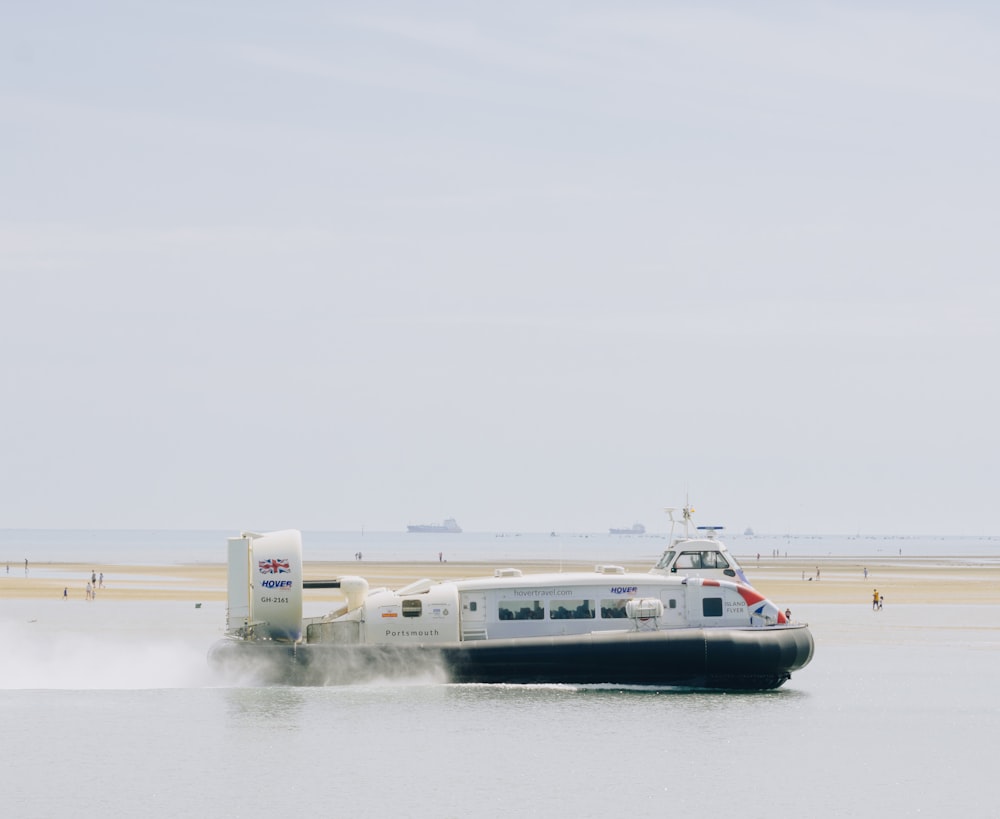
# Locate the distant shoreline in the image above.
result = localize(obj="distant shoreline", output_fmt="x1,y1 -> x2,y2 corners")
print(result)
3,554 -> 1000,606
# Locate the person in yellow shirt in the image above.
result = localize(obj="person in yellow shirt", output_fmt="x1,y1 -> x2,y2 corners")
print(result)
872,589 -> 880,610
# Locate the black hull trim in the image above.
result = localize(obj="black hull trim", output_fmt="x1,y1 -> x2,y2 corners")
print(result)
209,625 -> 814,691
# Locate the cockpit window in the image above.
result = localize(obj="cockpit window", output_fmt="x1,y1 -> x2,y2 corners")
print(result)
675,550 -> 730,570
654,551 -> 676,570
700,551 -> 730,569
676,551 -> 703,569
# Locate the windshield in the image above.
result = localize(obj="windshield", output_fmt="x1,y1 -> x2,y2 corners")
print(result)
676,550 -> 731,570
653,550 -> 675,570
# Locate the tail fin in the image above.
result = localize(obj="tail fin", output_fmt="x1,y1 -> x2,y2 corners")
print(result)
226,529 -> 303,641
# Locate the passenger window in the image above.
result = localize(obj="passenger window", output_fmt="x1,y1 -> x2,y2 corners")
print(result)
499,600 -> 544,620
550,599 -> 595,619
702,598 -> 723,617
402,599 -> 422,618
600,599 -> 630,619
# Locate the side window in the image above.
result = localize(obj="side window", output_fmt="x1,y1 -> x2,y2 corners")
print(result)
601,599 -> 630,619
550,599 -> 595,619
402,599 -> 422,618
499,600 -> 544,620
702,598 -> 723,617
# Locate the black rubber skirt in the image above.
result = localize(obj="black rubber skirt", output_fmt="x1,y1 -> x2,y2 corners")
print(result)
209,625 -> 814,690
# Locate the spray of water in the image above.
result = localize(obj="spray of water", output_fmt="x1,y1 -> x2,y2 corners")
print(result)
0,620 -> 217,689
0,598 -> 224,690
208,639 -> 450,687
2,599 -> 455,690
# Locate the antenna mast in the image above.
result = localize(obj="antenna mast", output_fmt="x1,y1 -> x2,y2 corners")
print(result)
664,500 -> 695,544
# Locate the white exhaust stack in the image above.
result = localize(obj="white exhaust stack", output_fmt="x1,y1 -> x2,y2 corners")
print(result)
338,576 -> 370,611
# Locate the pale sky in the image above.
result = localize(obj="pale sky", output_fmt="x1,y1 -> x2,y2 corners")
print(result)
2,2 -> 998,535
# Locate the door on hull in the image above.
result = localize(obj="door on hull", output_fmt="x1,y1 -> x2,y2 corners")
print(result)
659,590 -> 686,627
460,592 -> 488,640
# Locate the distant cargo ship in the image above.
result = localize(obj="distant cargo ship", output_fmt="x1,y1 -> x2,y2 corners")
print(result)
407,518 -> 462,534
610,523 -> 646,535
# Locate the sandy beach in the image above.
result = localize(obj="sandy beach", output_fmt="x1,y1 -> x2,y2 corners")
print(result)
4,554 -> 1000,606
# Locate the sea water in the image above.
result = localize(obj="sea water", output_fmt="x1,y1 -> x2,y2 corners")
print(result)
2,527 -> 999,565
2,531 -> 999,818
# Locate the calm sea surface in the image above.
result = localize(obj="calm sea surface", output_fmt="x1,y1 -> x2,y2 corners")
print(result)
2,530 -> 999,818
2,527 -> 999,565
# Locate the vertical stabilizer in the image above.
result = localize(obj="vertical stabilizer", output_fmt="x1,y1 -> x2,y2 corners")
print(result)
226,535 -> 252,633
227,529 -> 304,641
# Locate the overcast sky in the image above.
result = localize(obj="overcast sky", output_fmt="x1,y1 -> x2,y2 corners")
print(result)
2,2 -> 997,535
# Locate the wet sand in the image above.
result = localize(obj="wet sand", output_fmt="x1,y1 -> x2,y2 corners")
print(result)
4,554 -> 1000,606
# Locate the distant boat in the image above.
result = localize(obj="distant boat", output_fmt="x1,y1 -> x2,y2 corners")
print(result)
609,523 -> 645,535
407,518 -> 462,534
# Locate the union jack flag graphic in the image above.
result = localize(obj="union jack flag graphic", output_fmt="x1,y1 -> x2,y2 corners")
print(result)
258,558 -> 290,574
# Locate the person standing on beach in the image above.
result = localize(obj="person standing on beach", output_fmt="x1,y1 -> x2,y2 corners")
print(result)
872,589 -> 879,610
99,572 -> 104,588
63,587 -> 68,600
86,581 -> 92,600
25,558 -> 28,576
